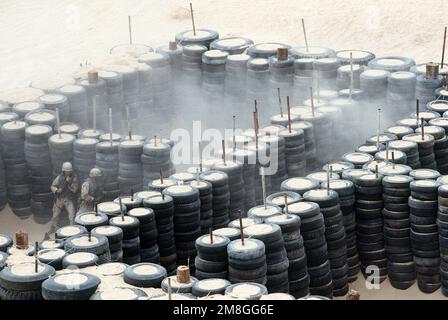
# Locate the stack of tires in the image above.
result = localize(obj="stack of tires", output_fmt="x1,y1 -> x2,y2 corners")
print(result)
98,71 -> 124,132
244,223 -> 289,293
438,184 -> 448,296
128,207 -> 159,264
107,65 -> 140,132
260,133 -> 288,192
64,234 -> 111,264
387,72 -> 416,119
300,112 -> 333,167
360,69 -> 389,133
290,121 -> 316,171
266,214 -> 309,298
227,238 -> 267,285
269,53 -> 294,106
163,185 -> 201,269
336,64 -> 361,90
247,204 -> 282,223
288,201 -> 333,298
48,133 -> 75,178
119,139 -> 144,194
109,215 -> 141,265
58,84 -> 88,128
354,172 -> 387,284
78,77 -> 108,130
212,161 -> 245,222
246,58 -> 270,115
138,53 -> 172,133
189,180 -> 213,235
75,212 -> 108,231
303,189 -> 348,296
12,101 -> 42,119
381,175 -> 416,290
73,138 -> 98,183
386,125 -> 414,140
321,179 -> 359,283
409,179 -> 441,293
231,148 -> 257,212
224,54 -> 250,123
143,194 -> 177,274
92,225 -> 124,262
202,50 -> 228,101
314,58 -> 340,89
0,262 -> 55,300
200,170 -> 231,228
24,109 -> 56,128
142,141 -> 173,189
96,141 -> 120,201
25,125 -> 54,224
195,234 -> 230,280
415,125 -> 448,174
403,133 -> 437,170
388,140 -> 421,169
293,58 -> 315,103
1,120 -> 31,218
279,127 -> 306,177
416,74 -> 443,105
181,44 -> 207,86
341,151 -> 374,169
131,62 -> 154,133
37,94 -> 69,122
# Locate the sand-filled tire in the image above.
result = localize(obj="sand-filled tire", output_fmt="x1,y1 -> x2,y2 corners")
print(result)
124,263 -> 167,288
62,252 -> 99,269
224,282 -> 268,300
90,287 -> 147,300
192,278 -> 231,297
42,272 -> 100,300
0,262 -> 55,292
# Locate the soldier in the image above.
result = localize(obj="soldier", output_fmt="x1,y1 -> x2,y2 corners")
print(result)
78,167 -> 104,214
45,162 -> 79,238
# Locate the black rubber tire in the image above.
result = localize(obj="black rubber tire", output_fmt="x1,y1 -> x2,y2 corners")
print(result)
0,262 -> 55,292
42,272 -> 101,300
123,263 -> 167,288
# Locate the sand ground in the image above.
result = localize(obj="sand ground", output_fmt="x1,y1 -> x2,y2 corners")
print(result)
1,0 -> 448,300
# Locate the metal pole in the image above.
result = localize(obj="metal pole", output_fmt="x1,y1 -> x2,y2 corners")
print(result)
128,16 -> 133,45
442,26 -> 447,68
301,18 -> 309,52
190,3 -> 197,36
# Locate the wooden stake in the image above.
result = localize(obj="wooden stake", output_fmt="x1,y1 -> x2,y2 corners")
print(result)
95,202 -> 98,216
93,96 -> 97,132
239,210 -> 245,246
128,16 -> 133,44
221,139 -> 227,166
160,168 -> 164,185
154,135 -> 157,147
310,87 -> 315,117
261,167 -> 267,209
391,152 -> 395,169
196,168 -> 200,183
209,227 -> 213,244
284,194 -> 289,218
189,3 -> 197,36
56,108 -> 61,139
326,164 -> 331,195
232,115 -> 236,152
301,18 -> 309,52
277,88 -> 283,117
131,188 -> 134,201
442,26 -> 447,68
119,197 -> 125,222
88,230 -> 92,242
253,111 -> 259,151
349,52 -> 354,102
377,108 -> 381,150
126,106 -> 132,141
167,278 -> 172,300
375,164 -> 379,178
416,99 -> 420,127
287,96 -> 292,133
108,108 -> 113,145
421,118 -> 425,140
198,141 -> 203,173
386,142 -> 389,162
34,241 -> 38,273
